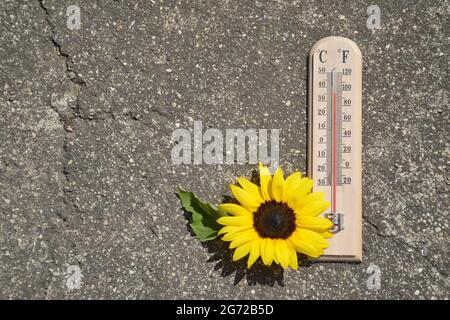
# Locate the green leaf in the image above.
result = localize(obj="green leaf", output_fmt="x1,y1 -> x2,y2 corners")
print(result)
177,189 -> 228,241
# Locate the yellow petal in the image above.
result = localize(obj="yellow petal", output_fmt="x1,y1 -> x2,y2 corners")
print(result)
295,228 -> 329,249
247,238 -> 261,269
287,178 -> 314,210
233,241 -> 252,261
218,224 -> 252,236
296,216 -> 333,232
271,167 -> 285,202
218,203 -> 251,216
230,185 -> 260,212
319,231 -> 333,239
258,162 -> 272,201
289,229 -> 329,258
260,238 -> 266,263
289,237 -> 322,258
217,215 -> 253,226
274,240 -> 290,269
287,242 -> 299,270
237,177 -> 263,203
260,238 -> 275,266
296,200 -> 330,217
282,172 -> 302,202
222,229 -> 250,242
293,191 -> 326,209
229,229 -> 259,249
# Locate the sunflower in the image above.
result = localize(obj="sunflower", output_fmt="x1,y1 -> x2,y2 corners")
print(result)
217,163 -> 333,270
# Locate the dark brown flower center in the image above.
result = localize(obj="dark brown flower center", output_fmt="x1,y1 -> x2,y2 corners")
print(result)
253,200 -> 296,239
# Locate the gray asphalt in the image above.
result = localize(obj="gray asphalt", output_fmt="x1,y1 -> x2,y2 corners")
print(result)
0,0 -> 448,299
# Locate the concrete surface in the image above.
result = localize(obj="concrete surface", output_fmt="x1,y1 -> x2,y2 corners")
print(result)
0,0 -> 448,299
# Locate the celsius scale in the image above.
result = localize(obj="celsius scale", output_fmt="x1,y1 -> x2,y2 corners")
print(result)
308,36 -> 362,262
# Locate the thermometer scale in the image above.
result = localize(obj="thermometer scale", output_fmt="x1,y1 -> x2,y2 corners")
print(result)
308,37 -> 362,261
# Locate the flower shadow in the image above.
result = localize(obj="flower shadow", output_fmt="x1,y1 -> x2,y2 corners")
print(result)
177,167 -> 316,287
203,239 -> 286,286
212,176 -> 287,286
178,192 -> 285,286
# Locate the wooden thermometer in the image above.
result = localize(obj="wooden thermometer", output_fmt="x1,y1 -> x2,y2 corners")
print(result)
308,36 -> 362,262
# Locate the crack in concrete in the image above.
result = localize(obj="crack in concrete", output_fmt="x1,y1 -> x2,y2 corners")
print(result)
363,217 -> 447,279
37,0 -> 83,226
125,111 -> 172,137
38,0 -> 174,132
37,0 -> 85,87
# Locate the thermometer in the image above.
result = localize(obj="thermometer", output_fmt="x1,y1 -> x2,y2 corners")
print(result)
308,36 -> 362,262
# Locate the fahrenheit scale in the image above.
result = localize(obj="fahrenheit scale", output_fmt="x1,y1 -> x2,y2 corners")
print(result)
308,36 -> 362,261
